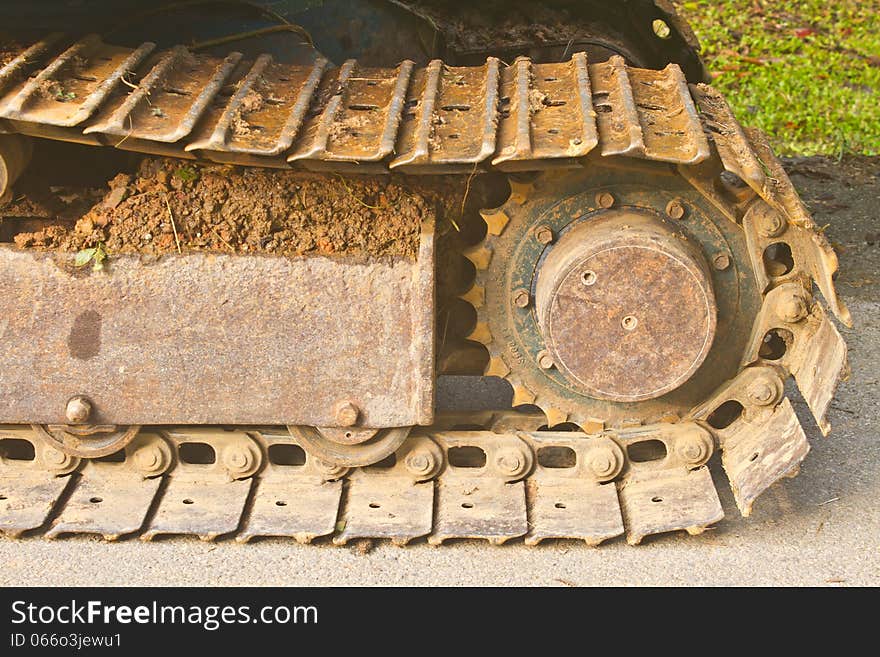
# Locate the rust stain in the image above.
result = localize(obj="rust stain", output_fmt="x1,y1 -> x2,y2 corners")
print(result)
68,309 -> 102,360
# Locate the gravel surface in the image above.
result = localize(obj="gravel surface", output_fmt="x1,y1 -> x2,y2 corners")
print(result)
1,156 -> 878,587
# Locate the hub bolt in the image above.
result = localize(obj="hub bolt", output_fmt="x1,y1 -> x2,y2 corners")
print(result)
42,447 -> 67,466
581,270 -> 597,286
713,253 -> 731,271
596,192 -> 615,209
334,401 -> 360,427
536,350 -> 555,370
666,200 -> 686,220
621,315 -> 638,331
534,225 -> 554,245
65,396 -> 91,424
133,445 -> 170,476
405,453 -> 429,474
512,288 -> 531,308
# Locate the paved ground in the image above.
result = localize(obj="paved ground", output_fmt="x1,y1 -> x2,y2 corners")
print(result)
1,157 -> 878,586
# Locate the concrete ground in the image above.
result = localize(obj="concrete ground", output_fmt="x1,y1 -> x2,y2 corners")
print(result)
1,157 -> 878,587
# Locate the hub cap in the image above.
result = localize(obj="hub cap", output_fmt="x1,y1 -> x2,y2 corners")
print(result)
535,210 -> 717,402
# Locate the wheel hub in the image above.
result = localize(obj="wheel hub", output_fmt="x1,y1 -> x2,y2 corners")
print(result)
535,210 -> 717,402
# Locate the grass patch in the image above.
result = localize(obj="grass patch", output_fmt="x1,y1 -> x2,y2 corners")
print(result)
675,0 -> 880,156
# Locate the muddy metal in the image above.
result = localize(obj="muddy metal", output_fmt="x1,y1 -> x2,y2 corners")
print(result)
0,10 -> 849,545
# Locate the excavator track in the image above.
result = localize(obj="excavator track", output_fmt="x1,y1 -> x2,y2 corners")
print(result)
0,34 -> 851,545
0,35 -> 711,172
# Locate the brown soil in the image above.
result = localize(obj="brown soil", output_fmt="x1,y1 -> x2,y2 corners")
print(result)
8,158 -> 471,259
0,40 -> 24,69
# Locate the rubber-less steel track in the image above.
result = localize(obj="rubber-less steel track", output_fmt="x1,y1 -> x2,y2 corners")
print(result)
0,35 -> 851,545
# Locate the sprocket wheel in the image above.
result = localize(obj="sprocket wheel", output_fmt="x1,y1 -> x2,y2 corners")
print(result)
463,161 -> 765,431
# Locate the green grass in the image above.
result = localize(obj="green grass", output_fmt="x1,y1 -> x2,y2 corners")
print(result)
676,0 -> 880,156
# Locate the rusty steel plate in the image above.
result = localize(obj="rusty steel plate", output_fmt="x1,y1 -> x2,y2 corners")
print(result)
0,225 -> 434,427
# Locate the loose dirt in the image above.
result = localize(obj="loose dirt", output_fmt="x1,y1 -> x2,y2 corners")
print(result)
7,158 -> 472,259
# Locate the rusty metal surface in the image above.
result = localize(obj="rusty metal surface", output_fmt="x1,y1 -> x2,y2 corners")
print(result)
0,37 -> 712,171
618,466 -> 722,545
427,432 -> 531,545
238,430 -> 345,544
84,48 -> 242,143
741,283 -> 848,435
0,32 -> 852,546
0,224 -> 434,428
591,57 -> 709,163
334,435 -> 441,546
792,305 -> 847,435
1,35 -> 155,128
533,211 -> 717,402
466,163 -> 763,429
46,432 -> 171,539
492,53 -> 598,170
718,398 -> 808,517
522,433 -> 624,546
142,429 -> 260,541
615,422 -> 721,544
0,426 -> 79,537
187,56 -> 329,158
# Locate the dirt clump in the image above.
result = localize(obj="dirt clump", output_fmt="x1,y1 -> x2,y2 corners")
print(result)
0,39 -> 24,69
9,158 -> 467,259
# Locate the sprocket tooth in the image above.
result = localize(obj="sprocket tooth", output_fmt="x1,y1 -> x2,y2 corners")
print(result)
542,406 -> 569,428
485,354 -> 510,378
479,207 -> 510,236
511,381 -> 536,407
461,243 -> 493,270
508,180 -> 534,205
578,417 -> 605,435
459,283 -> 485,309
467,321 -> 492,345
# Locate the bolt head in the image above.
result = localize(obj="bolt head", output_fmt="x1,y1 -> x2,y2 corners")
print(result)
534,225 -> 554,245
588,447 -> 621,480
42,447 -> 67,466
224,446 -> 253,472
758,212 -> 786,238
512,288 -> 530,308
666,200 -> 686,220
495,450 -> 525,477
65,396 -> 91,424
779,294 -> 808,323
334,401 -> 360,427
405,452 -> 436,477
596,192 -> 615,209
314,459 -> 346,479
536,350 -> 555,370
713,253 -> 731,271
678,435 -> 710,465
134,449 -> 159,469
747,380 -> 776,406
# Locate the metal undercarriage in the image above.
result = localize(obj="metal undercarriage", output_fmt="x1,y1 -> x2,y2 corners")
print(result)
0,29 -> 850,545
